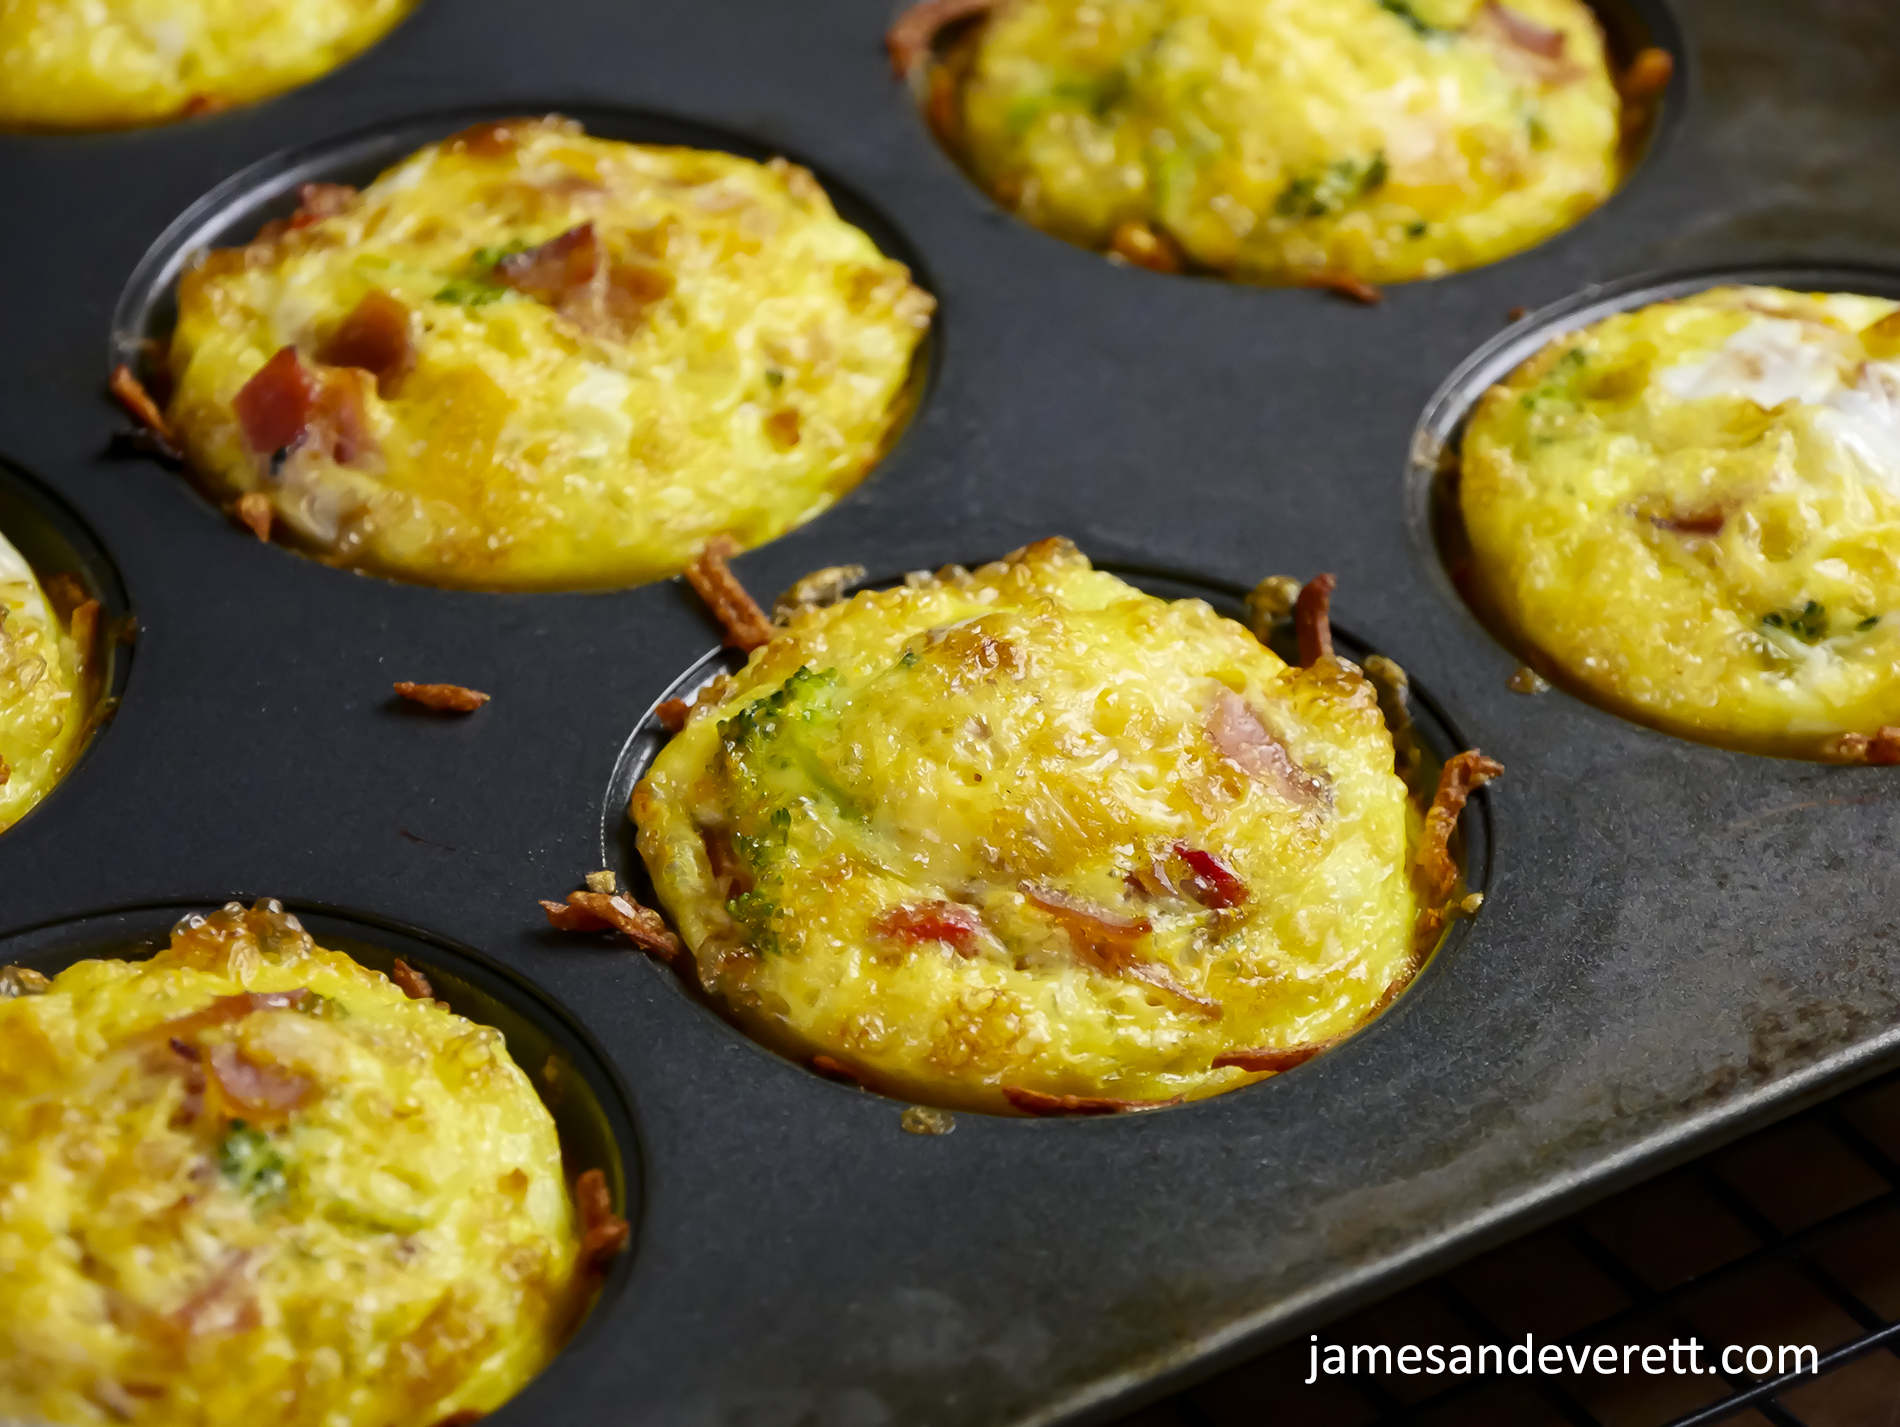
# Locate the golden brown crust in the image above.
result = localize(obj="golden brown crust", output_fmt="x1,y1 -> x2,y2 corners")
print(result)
1002,1086 -> 1184,1117
653,697 -> 693,733
1294,572 -> 1336,666
539,891 -> 684,961
389,958 -> 433,1001
1419,750 -> 1504,902
886,0 -> 999,76
393,682 -> 491,713
684,537 -> 774,652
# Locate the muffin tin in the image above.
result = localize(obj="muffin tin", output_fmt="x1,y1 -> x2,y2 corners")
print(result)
3,0 -> 1898,1422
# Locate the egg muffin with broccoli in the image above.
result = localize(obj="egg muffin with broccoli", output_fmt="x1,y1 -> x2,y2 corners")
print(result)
0,900 -> 612,1426
1461,285 -> 1900,759
631,539 -> 1495,1114
0,526 -> 97,834
0,0 -> 419,131
900,0 -> 1643,286
160,116 -> 933,589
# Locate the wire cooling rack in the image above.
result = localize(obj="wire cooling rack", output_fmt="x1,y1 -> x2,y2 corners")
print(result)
1117,1068 -> 1900,1427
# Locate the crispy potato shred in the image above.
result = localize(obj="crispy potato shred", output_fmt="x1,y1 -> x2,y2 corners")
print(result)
811,1054 -> 862,1085
886,0 -> 1000,75
1211,1037 -> 1342,1073
574,1168 -> 630,1273
1305,273 -> 1383,305
1830,727 -> 1900,766
108,363 -> 177,453
1294,572 -> 1336,666
393,681 -> 491,713
539,891 -> 684,962
1003,1087 -> 1182,1116
234,491 -> 274,542
389,958 -> 433,1001
1419,750 -> 1504,903
684,538 -> 774,652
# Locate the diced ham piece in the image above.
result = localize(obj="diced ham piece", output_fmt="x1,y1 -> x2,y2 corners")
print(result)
1208,690 -> 1327,807
494,223 -> 672,338
1173,844 -> 1248,909
1476,2 -> 1582,82
872,901 -> 985,956
1022,883 -> 1222,1016
233,347 -> 318,454
1652,507 -> 1724,536
498,224 -> 600,301
152,990 -> 309,1043
317,290 -> 415,397
205,1043 -> 314,1121
1482,1 -> 1566,56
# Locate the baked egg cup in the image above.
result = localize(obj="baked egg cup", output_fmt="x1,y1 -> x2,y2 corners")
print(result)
0,900 -> 618,1426
621,539 -> 1495,1115
894,0 -> 1666,288
0,0 -> 421,132
143,116 -> 933,590
1459,284 -> 1900,760
0,522 -> 100,834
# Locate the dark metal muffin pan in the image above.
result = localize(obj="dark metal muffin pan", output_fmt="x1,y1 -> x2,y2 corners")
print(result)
2,0 -> 1898,1422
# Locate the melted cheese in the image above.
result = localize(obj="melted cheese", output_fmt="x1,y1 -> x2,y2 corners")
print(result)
634,539 -> 1436,1113
0,902 -> 586,1426
1461,285 -> 1900,754
0,0 -> 419,130
947,0 -> 1622,283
